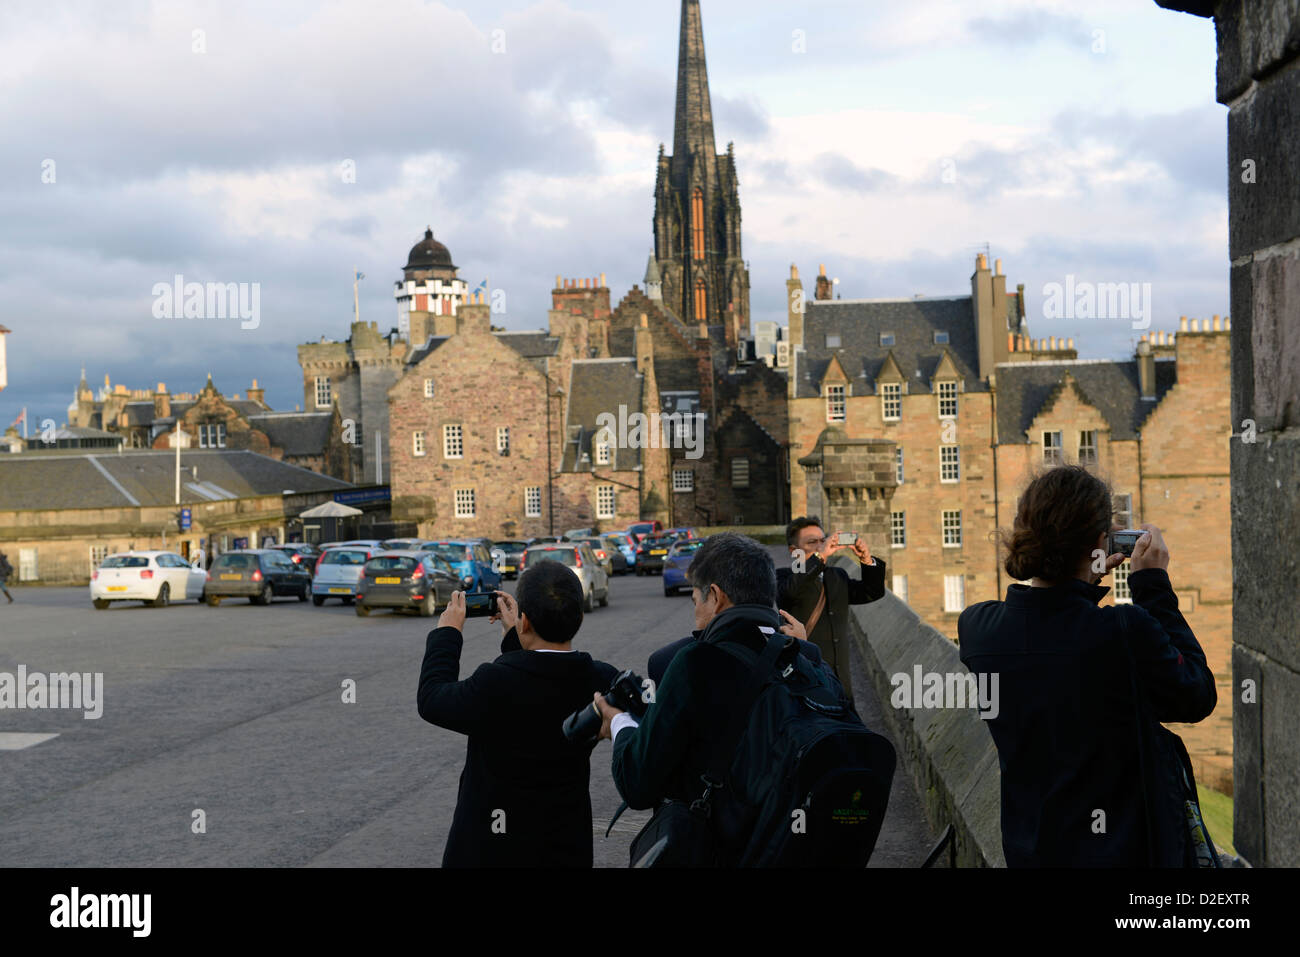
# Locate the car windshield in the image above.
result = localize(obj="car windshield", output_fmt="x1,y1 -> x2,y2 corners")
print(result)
525,547 -> 579,568
671,541 -> 703,555
101,555 -> 149,568
366,556 -> 418,573
321,549 -> 368,566
495,541 -> 527,550
214,554 -> 258,569
426,544 -> 470,562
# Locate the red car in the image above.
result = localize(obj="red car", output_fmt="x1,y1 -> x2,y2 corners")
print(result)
625,521 -> 663,543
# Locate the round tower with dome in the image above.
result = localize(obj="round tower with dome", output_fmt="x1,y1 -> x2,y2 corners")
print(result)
394,226 -> 468,345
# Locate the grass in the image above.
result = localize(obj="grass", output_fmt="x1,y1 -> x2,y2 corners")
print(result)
1196,785 -> 1235,857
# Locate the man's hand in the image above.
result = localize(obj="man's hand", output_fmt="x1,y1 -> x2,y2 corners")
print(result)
437,590 -> 467,631
821,531 -> 840,560
778,608 -> 807,640
1129,523 -> 1170,573
490,590 -> 519,633
850,537 -> 872,565
593,691 -> 622,741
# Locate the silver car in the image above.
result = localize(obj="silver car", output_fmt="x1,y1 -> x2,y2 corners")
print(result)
311,544 -> 377,606
519,542 -> 609,612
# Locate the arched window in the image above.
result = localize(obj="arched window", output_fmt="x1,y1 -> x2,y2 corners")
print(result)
694,278 -> 707,321
691,188 -> 705,260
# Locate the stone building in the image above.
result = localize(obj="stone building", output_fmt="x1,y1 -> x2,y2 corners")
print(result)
788,253 -> 1233,788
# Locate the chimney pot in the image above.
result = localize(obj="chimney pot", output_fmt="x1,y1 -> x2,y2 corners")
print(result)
600,272 -> 606,287
555,274 -> 561,288
994,258 -> 1003,276
1180,316 -> 1188,331
1213,315 -> 1221,331
977,253 -> 988,271
1067,338 -> 1074,349
1225,316 -> 1231,330
791,264 -> 799,280
819,264 -> 826,276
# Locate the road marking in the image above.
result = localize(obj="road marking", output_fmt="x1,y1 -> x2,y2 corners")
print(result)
0,732 -> 60,750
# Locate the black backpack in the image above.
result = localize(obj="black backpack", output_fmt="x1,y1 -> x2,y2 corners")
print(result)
705,629 -> 896,867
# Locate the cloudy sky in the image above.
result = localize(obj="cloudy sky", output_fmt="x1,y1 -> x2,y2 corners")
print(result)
0,0 -> 1223,428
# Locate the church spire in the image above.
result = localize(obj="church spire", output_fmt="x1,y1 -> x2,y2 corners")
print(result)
671,0 -> 718,186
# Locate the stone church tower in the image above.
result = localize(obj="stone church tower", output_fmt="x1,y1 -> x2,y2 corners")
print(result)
653,0 -> 750,348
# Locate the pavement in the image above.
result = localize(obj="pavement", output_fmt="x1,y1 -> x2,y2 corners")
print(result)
0,547 -> 932,867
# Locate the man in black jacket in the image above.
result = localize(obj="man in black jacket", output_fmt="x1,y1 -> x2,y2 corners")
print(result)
777,516 -> 887,701
416,562 -> 618,867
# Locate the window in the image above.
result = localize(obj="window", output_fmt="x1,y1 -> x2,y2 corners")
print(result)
896,447 -> 904,484
594,430 -> 611,465
940,445 -> 960,482
497,426 -> 510,456
731,458 -> 750,488
825,384 -> 846,422
443,424 -> 463,459
691,187 -> 705,260
18,548 -> 38,581
424,378 -> 435,398
1115,493 -> 1133,529
198,423 -> 226,449
942,510 -> 962,547
1042,430 -> 1063,464
1112,561 -> 1132,603
314,376 -> 331,409
597,485 -> 616,519
938,381 -> 958,418
881,382 -> 901,421
525,486 -> 542,518
934,331 -> 950,344
694,278 -> 707,320
892,575 -> 908,604
825,333 -> 841,348
673,469 -> 694,493
891,511 -> 906,548
454,488 -> 476,518
89,545 -> 109,574
943,575 -> 966,612
412,431 -> 426,457
879,332 -> 895,347
1078,430 -> 1097,465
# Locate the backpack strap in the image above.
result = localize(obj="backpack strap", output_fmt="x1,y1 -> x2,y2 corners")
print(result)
694,631 -> 786,814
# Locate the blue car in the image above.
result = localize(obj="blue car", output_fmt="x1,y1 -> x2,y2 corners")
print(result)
663,539 -> 704,596
421,540 -> 502,612
605,532 -> 638,573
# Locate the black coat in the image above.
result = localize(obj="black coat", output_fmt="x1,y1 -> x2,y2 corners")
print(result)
776,554 -> 887,699
417,625 -> 618,867
646,630 -> 827,687
958,568 -> 1217,867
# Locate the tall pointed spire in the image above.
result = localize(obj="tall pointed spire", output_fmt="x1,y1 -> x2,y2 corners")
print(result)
671,0 -> 718,185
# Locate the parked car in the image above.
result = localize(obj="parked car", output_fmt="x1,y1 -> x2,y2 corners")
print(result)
273,543 -> 322,577
569,537 -> 617,577
626,520 -> 663,543
662,526 -> 699,541
492,541 -> 529,579
527,536 -> 561,546
635,534 -> 679,575
90,551 -> 207,609
561,528 -> 594,541
519,543 -> 609,612
313,540 -> 383,576
204,550 -> 311,606
420,540 -> 502,613
663,539 -> 705,596
354,551 -> 459,617
311,544 -> 376,605
379,538 -> 428,551
604,532 -> 638,573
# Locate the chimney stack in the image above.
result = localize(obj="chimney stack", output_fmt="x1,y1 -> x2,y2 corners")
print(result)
1137,339 -> 1156,399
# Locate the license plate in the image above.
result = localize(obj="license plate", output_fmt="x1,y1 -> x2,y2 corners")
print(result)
651,549 -> 667,555
220,574 -> 242,581
376,577 -> 401,585
329,587 -> 351,594
503,566 -> 515,572
107,586 -> 127,592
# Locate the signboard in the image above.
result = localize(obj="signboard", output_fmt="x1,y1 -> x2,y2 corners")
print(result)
179,508 -> 192,531
232,537 -> 249,550
333,487 -> 391,506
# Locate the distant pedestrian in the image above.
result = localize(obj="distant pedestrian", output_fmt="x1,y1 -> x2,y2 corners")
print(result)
0,550 -> 14,603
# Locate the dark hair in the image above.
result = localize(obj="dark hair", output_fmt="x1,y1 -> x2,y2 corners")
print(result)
688,533 -> 777,606
1002,466 -> 1114,583
515,561 -> 583,644
785,516 -> 823,548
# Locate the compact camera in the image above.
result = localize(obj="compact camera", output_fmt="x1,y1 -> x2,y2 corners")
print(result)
487,591 -> 500,617
562,670 -> 650,743
838,532 -> 858,546
1109,529 -> 1146,557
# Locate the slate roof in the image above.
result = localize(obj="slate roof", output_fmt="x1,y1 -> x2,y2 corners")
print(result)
561,359 -> 643,472
993,358 -> 1178,443
0,449 -> 352,511
797,296 -> 991,399
495,331 -> 559,359
405,335 -> 450,366
247,412 -> 332,457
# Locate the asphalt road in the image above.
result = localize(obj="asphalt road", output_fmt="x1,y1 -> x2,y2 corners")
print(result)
0,550 -> 932,867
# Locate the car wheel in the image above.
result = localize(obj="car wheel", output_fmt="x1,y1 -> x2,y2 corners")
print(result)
355,602 -> 371,617
206,594 -> 221,607
151,583 -> 170,608
255,583 -> 273,606
93,598 -> 110,610
418,592 -> 435,617
312,595 -> 325,607
598,588 -> 608,608
583,588 -> 594,613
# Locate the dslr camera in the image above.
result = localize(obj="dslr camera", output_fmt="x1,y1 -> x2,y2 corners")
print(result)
562,670 -> 650,743
1109,529 -> 1145,557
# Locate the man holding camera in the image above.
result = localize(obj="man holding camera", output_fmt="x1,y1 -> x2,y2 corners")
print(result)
778,517 -> 887,702
416,562 -> 618,867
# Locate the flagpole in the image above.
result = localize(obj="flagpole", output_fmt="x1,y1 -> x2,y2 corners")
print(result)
353,268 -> 360,324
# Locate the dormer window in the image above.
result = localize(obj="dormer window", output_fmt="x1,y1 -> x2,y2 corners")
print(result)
825,333 -> 841,348
825,384 -> 846,422
934,331 -> 949,344
880,332 -> 896,347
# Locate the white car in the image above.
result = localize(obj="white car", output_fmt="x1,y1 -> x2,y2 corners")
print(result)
90,551 -> 207,609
